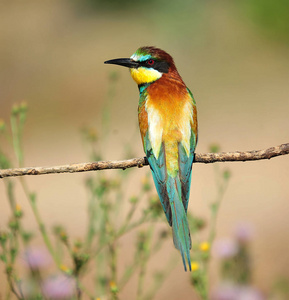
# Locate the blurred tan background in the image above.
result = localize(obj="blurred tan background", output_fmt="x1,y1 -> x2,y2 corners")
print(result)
0,0 -> 289,299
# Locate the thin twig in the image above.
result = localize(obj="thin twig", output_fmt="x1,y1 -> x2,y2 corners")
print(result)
0,143 -> 288,179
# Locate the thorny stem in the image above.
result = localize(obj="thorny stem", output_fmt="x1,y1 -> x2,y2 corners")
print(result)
118,190 -> 145,235
6,180 -> 16,212
76,279 -> 95,300
109,242 -> 117,284
10,114 -> 23,168
20,177 -> 60,267
208,167 -> 230,245
137,225 -> 154,300
91,213 -> 152,258
109,242 -> 119,300
198,276 -> 209,300
7,272 -> 22,300
143,253 -> 178,300
197,165 -> 230,300
2,179 -> 23,300
85,190 -> 98,249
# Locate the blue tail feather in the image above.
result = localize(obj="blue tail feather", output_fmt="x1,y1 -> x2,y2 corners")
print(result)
167,176 -> 192,271
145,135 -> 192,271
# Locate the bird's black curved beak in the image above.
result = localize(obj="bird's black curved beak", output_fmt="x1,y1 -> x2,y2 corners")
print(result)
104,58 -> 139,68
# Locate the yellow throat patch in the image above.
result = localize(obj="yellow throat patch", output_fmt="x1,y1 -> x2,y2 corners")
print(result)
130,67 -> 162,85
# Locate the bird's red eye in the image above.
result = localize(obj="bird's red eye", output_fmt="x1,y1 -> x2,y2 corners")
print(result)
147,59 -> 155,65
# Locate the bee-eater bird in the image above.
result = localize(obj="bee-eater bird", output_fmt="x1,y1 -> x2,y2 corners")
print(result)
104,46 -> 198,271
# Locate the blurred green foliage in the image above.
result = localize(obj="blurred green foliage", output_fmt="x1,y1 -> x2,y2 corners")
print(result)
74,0 -> 154,11
75,0 -> 289,45
237,0 -> 289,43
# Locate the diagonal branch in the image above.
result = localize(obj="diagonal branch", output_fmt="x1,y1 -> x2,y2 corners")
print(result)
0,143 -> 288,179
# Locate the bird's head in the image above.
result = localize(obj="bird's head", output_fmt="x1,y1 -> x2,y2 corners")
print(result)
104,46 -> 177,86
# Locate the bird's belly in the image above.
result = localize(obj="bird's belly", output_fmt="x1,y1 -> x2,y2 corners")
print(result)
144,93 -> 193,176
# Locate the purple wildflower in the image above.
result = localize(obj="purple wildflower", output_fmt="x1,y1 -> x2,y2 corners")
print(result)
235,223 -> 254,243
23,247 -> 52,269
211,282 -> 240,300
42,274 -> 76,299
238,286 -> 264,300
213,238 -> 239,259
211,283 -> 264,300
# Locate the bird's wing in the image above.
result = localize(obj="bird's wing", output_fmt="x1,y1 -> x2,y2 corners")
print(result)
178,136 -> 195,213
178,88 -> 197,212
145,134 -> 172,225
139,90 -> 172,224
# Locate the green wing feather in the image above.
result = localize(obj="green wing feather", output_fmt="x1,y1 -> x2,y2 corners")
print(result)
145,133 -> 172,224
178,134 -> 196,212
179,88 -> 197,212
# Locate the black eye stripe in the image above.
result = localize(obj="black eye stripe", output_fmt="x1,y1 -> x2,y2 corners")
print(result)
138,60 -> 170,73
